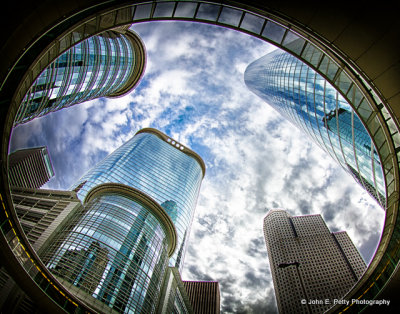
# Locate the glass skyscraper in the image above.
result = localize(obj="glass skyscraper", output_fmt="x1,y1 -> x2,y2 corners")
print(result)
14,26 -> 146,125
244,47 -> 385,206
39,128 -> 205,313
41,183 -> 177,313
70,128 -> 205,270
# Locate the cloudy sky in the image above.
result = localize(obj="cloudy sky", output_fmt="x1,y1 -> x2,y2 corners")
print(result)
9,21 -> 385,313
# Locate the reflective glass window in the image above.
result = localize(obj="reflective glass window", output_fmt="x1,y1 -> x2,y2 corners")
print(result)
262,21 -> 286,44
218,7 -> 242,27
196,3 -> 220,21
153,2 -> 175,18
174,2 -> 197,18
240,13 -> 265,34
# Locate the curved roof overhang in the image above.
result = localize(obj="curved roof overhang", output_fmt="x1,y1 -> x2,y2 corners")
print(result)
0,1 -> 399,313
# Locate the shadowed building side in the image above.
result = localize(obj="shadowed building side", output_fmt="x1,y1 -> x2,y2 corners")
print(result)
183,281 -> 221,314
8,147 -> 54,189
0,187 -> 83,312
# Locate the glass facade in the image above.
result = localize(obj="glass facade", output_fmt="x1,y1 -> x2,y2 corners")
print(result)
244,48 -> 385,206
14,28 -> 144,125
41,184 -> 175,313
71,128 -> 205,271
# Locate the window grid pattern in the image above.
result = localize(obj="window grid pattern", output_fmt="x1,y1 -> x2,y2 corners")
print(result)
41,192 -> 169,314
183,281 -> 220,314
263,210 -> 366,314
245,49 -> 386,207
14,30 -> 135,125
8,147 -> 54,189
71,131 -> 204,271
333,231 -> 366,279
13,195 -> 55,243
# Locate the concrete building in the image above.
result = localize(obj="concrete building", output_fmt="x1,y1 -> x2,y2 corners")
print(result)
10,187 -> 83,253
183,281 -> 221,314
8,147 -> 54,189
263,209 -> 366,313
0,187 -> 83,312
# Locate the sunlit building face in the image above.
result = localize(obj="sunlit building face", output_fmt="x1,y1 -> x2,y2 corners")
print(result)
38,128 -> 204,313
244,47 -> 385,206
263,209 -> 366,313
14,27 -> 145,125
71,128 -> 205,271
41,184 -> 176,313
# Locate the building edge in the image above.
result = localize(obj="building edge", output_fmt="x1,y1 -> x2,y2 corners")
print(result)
135,128 -> 206,178
107,28 -> 146,98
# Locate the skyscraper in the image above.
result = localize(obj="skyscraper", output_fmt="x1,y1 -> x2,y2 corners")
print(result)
244,47 -> 385,207
41,182 -> 177,313
8,146 -> 54,189
263,209 -> 366,313
14,26 -> 146,125
71,128 -> 206,270
157,267 -> 194,313
39,128 -> 205,313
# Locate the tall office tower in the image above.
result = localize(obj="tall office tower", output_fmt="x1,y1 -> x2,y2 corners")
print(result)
41,183 -> 177,313
183,281 -> 221,314
244,48 -> 385,207
14,26 -> 146,125
70,128 -> 206,270
263,209 -> 366,313
8,146 -> 54,189
40,128 -> 205,313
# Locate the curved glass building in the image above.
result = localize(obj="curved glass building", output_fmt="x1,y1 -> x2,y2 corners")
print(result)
14,26 -> 146,125
71,128 -> 205,271
244,48 -> 385,207
41,183 -> 177,313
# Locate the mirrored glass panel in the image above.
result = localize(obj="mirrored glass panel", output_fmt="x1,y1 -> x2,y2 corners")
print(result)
218,7 -> 242,27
